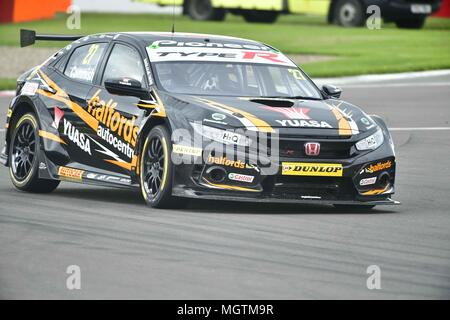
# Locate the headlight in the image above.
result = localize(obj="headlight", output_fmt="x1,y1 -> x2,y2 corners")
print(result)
191,122 -> 251,147
355,127 -> 384,151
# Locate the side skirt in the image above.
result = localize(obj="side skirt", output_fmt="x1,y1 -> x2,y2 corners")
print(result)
37,152 -> 139,190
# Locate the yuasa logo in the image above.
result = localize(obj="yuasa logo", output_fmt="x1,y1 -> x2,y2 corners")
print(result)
304,142 -> 320,156
63,119 -> 91,155
275,119 -> 333,128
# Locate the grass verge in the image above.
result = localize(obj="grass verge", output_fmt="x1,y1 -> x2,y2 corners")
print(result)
0,13 -> 449,89
0,79 -> 16,91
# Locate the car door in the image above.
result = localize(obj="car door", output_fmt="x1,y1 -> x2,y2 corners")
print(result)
53,42 -> 109,169
86,42 -> 147,175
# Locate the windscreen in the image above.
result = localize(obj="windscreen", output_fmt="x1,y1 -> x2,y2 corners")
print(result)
154,62 -> 322,99
147,40 -> 322,99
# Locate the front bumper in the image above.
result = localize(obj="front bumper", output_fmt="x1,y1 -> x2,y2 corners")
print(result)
171,134 -> 399,206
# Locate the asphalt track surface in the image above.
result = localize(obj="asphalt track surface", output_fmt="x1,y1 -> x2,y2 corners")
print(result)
0,74 -> 449,299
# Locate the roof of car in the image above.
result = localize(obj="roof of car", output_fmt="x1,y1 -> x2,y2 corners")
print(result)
118,32 -> 272,49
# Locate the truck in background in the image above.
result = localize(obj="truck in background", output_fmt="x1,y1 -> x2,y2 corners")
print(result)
137,0 -> 443,29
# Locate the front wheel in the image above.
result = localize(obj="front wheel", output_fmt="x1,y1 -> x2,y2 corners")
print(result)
139,126 -> 186,209
9,113 -> 60,193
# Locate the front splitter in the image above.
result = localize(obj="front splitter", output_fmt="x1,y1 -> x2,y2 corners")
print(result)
173,187 -> 400,206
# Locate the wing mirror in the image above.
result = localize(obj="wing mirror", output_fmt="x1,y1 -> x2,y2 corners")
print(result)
104,78 -> 149,99
322,84 -> 342,99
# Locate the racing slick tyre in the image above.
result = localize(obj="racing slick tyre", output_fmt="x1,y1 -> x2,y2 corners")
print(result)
139,125 -> 187,209
8,113 -> 60,193
395,17 -> 426,29
333,0 -> 366,27
187,0 -> 226,21
242,11 -> 279,23
333,204 -> 376,211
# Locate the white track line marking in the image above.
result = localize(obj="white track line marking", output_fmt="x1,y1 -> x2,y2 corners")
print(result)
389,127 -> 450,131
343,82 -> 450,88
315,69 -> 450,85
0,91 -> 15,97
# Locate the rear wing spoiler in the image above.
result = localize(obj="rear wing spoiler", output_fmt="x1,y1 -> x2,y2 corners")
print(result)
20,29 -> 83,47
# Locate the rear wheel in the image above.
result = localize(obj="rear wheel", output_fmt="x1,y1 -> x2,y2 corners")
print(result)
187,0 -> 226,21
333,0 -> 365,27
9,113 -> 60,193
242,11 -> 279,23
139,126 -> 186,209
395,17 -> 426,29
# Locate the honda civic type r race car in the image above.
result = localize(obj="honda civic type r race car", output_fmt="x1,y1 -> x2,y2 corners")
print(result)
1,29 -> 399,209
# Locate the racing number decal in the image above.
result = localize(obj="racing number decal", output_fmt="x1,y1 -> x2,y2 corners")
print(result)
82,44 -> 99,65
288,69 -> 305,80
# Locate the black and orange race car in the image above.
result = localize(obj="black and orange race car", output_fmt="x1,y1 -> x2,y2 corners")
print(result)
1,29 -> 399,209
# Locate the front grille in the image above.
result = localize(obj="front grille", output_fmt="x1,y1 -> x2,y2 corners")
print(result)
267,176 -> 358,200
279,138 -> 356,159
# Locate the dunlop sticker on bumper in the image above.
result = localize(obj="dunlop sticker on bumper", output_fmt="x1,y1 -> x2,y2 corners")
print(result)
58,167 -> 84,181
282,162 -> 343,177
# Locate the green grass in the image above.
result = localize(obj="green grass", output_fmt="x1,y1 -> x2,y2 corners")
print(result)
0,78 -> 16,90
0,13 -> 449,82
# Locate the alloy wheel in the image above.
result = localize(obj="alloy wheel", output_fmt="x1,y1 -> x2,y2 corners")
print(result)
11,121 -> 36,181
143,136 -> 165,198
